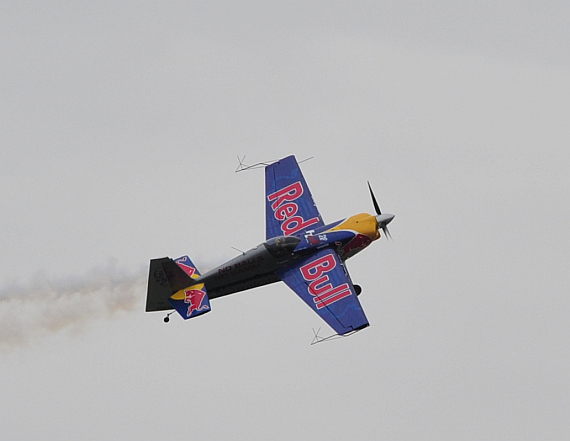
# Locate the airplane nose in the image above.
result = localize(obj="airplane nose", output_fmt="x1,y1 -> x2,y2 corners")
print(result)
375,213 -> 395,240
375,213 -> 395,226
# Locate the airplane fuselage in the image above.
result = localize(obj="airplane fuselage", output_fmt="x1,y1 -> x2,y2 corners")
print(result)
194,212 -> 380,299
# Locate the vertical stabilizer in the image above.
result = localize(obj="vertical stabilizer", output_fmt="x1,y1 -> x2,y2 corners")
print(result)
146,258 -> 174,312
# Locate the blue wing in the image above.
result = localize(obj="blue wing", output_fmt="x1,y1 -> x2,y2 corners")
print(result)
276,248 -> 369,335
265,156 -> 325,239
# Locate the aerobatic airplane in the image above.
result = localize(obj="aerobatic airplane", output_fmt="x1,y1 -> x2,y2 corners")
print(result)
146,155 -> 394,337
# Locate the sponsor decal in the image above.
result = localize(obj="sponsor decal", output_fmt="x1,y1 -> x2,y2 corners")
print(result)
300,254 -> 352,309
184,288 -> 209,317
215,256 -> 265,280
175,256 -> 197,278
339,234 -> 372,259
267,181 -> 320,235
304,230 -> 328,246
308,235 -> 320,245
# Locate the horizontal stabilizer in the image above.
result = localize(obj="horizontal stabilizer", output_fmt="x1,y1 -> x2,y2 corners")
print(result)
168,255 -> 211,320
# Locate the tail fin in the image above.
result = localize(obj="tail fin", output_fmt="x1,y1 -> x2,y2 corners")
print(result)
145,255 -> 211,320
146,258 -> 175,312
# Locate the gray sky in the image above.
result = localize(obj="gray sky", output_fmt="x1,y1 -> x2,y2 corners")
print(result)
1,2 -> 569,440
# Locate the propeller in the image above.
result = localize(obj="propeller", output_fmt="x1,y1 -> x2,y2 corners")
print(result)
368,181 -> 395,240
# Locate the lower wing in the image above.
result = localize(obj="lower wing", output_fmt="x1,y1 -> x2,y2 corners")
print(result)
276,248 -> 369,335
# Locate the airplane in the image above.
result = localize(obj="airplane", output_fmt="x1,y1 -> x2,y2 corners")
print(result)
145,155 -> 394,338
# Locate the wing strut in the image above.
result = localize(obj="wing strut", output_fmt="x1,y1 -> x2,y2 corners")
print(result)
235,155 -> 313,172
310,327 -> 366,345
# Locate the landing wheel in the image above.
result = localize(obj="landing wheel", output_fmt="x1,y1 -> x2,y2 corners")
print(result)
354,284 -> 362,296
163,316 -> 170,323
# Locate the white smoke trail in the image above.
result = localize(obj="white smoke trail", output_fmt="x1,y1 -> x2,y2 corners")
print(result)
0,264 -> 146,349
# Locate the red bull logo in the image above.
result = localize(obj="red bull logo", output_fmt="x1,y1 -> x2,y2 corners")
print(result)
267,181 -> 320,235
184,288 -> 209,317
339,233 -> 372,259
300,254 -> 352,309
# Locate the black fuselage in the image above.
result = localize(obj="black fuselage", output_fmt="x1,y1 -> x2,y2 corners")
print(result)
193,236 -> 301,299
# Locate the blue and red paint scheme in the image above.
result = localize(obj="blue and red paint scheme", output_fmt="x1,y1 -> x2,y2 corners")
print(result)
146,155 -> 394,338
168,256 -> 210,320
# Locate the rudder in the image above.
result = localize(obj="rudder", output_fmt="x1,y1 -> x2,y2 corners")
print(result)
146,257 -> 174,312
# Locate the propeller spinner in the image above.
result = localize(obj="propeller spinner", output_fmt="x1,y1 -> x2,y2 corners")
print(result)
367,182 -> 395,240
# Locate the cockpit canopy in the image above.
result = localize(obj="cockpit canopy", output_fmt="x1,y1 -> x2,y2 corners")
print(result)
263,235 -> 301,258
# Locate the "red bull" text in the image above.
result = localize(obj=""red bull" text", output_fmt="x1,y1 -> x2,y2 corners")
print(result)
300,254 -> 352,309
267,181 -> 320,235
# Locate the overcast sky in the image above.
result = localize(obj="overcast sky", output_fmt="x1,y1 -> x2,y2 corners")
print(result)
1,2 -> 569,440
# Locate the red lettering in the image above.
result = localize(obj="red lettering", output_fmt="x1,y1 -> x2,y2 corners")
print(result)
268,181 -> 321,235
308,275 -> 333,295
300,254 -> 336,280
282,216 -> 320,235
315,283 -> 352,309
267,182 -> 304,210
274,202 -> 298,221
300,254 -> 353,309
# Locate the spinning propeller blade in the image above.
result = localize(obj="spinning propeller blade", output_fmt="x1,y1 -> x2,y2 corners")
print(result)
368,181 -> 382,215
367,181 -> 395,240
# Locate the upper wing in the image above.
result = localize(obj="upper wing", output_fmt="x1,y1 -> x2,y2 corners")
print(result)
265,155 -> 325,239
276,248 -> 369,335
